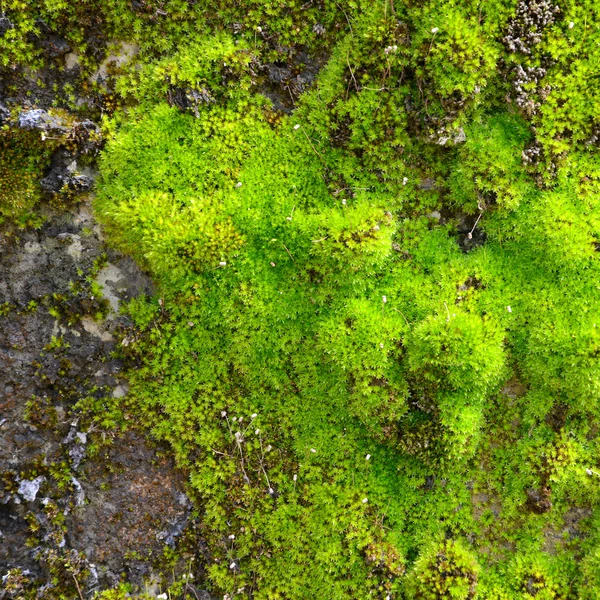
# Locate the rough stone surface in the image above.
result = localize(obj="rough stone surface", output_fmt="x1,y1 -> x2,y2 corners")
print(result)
66,430 -> 191,591
0,198 -> 197,595
17,109 -> 67,133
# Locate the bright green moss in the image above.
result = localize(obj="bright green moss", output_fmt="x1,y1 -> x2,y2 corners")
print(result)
82,0 -> 600,597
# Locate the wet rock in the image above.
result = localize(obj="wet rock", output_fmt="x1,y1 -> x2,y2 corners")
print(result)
69,119 -> 102,156
40,169 -> 93,194
456,213 -> 487,252
39,35 -> 71,59
15,111 -> 102,166
267,62 -> 292,84
0,504 -> 36,575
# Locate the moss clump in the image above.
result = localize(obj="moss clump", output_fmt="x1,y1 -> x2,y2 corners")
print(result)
0,127 -> 56,225
405,539 -> 479,599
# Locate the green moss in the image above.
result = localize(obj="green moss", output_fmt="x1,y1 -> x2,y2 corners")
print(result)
3,0 -> 593,597
405,539 -> 479,599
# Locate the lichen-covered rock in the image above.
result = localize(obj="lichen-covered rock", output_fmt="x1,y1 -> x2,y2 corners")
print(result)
17,109 -> 68,133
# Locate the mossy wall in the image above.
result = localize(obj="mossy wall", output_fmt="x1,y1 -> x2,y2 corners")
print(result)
3,0 -> 600,598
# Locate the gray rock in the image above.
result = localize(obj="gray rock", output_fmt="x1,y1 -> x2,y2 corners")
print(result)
0,16 -> 12,37
0,103 -> 9,125
40,166 -> 94,194
40,35 -> 71,58
18,109 -> 67,133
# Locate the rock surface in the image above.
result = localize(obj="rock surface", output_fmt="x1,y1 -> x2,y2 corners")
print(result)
0,199 -> 195,596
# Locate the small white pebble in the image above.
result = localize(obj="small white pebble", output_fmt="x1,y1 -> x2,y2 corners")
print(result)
293,124 -> 300,130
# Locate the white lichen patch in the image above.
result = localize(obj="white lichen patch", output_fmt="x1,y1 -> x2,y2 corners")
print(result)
90,42 -> 138,84
95,263 -> 125,314
18,476 -> 46,502
81,316 -> 114,341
